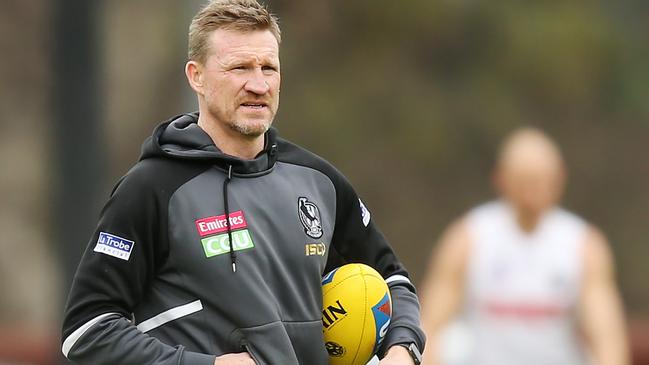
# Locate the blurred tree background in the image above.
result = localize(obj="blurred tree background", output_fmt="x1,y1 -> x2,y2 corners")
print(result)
0,0 -> 647,363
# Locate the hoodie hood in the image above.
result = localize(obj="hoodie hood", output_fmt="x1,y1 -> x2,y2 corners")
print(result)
141,112 -> 278,176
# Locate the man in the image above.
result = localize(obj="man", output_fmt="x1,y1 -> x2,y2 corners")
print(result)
60,1 -> 424,364
419,128 -> 629,365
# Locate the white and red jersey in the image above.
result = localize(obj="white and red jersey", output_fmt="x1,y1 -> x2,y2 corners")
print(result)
460,200 -> 589,365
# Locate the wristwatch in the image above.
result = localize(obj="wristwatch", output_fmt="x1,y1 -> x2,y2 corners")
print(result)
398,343 -> 422,365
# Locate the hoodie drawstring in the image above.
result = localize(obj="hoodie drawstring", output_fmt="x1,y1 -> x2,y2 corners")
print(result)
223,165 -> 237,273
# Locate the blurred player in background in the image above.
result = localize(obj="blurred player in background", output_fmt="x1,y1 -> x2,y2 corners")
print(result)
419,128 -> 629,365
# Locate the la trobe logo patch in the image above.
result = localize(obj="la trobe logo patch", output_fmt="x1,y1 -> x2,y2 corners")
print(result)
94,232 -> 135,261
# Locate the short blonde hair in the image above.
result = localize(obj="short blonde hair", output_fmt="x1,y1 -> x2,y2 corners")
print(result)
188,0 -> 281,63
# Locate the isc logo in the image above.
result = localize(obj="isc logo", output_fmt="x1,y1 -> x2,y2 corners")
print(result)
322,300 -> 347,329
305,242 -> 326,256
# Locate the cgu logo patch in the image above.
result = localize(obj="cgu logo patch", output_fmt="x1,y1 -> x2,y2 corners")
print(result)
298,197 -> 323,239
201,230 -> 254,258
195,211 -> 255,258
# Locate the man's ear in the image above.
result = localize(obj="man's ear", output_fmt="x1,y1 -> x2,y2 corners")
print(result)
185,60 -> 204,95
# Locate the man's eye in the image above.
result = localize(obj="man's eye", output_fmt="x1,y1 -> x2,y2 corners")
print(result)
262,66 -> 277,72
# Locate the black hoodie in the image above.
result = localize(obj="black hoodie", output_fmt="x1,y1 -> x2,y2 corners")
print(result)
61,113 -> 425,365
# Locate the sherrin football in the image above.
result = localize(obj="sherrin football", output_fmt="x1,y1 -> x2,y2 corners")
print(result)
321,263 -> 392,365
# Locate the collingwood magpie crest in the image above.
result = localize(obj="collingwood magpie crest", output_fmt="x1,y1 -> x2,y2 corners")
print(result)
298,197 -> 323,239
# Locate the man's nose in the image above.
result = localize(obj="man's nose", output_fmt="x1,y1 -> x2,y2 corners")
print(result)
244,69 -> 270,95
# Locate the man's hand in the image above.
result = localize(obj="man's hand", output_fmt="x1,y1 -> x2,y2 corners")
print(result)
213,352 -> 255,365
378,345 -> 415,365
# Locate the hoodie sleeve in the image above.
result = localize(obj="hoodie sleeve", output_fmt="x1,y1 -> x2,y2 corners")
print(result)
326,175 -> 426,356
61,162 -> 216,365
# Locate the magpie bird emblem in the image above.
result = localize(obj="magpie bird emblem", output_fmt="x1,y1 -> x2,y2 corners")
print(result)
298,197 -> 323,239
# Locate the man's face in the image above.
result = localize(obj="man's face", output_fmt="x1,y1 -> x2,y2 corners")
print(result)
497,162 -> 564,215
494,147 -> 565,216
196,28 -> 280,137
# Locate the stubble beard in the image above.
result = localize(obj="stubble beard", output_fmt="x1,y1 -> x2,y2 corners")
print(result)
227,117 -> 273,138
207,102 -> 275,138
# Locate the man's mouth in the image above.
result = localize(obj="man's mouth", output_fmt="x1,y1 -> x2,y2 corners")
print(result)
240,101 -> 268,110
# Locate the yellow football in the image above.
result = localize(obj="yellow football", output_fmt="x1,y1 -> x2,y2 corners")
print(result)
321,263 -> 392,365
